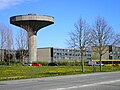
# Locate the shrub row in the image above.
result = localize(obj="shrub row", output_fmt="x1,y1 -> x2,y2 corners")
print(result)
0,61 -> 88,66
37,61 -> 88,66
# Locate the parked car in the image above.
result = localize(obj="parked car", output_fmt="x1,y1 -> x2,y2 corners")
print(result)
23,63 -> 42,66
88,61 -> 104,66
95,62 -> 104,66
48,62 -> 58,66
32,63 -> 42,66
23,63 -> 32,66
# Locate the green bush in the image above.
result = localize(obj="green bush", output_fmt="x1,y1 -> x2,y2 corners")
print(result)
31,61 -> 88,66
0,61 -> 22,66
0,61 -> 6,65
36,61 -> 85,66
57,61 -> 81,66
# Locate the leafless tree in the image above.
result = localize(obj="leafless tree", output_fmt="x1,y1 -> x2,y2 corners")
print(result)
89,16 -> 118,71
115,33 -> 120,46
119,34 -> 120,45
67,31 -> 77,63
5,27 -> 13,50
0,24 -> 14,65
5,26 -> 14,65
67,18 -> 90,72
15,29 -> 28,64
0,24 -> 7,61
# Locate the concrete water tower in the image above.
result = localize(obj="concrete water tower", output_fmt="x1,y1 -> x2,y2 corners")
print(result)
10,14 -> 54,63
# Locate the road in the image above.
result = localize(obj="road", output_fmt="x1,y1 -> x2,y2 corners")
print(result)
0,72 -> 120,90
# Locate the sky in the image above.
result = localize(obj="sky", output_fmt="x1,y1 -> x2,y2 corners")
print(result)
0,0 -> 120,48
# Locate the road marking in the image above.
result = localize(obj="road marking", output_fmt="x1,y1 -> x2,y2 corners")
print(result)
50,79 -> 120,90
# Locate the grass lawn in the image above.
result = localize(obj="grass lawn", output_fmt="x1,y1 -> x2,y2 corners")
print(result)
0,66 -> 120,81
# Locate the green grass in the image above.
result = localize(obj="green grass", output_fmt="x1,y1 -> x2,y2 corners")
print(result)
0,66 -> 120,81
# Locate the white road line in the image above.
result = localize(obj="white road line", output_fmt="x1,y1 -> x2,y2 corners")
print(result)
50,79 -> 120,90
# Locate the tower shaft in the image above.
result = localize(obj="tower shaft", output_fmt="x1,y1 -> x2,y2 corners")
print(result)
21,25 -> 37,63
28,32 -> 37,63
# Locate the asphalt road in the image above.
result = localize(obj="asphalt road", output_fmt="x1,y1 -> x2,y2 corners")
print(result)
0,72 -> 120,90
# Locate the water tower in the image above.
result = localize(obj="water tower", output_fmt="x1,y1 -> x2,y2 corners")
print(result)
10,14 -> 54,63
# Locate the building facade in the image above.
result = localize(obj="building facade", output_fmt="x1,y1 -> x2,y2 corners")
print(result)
37,47 -> 91,62
109,46 -> 120,60
91,45 -> 120,60
1,45 -> 119,63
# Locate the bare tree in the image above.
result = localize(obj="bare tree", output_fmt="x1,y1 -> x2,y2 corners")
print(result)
15,29 -> 28,64
5,26 -> 14,65
119,34 -> 120,45
67,18 -> 90,72
115,33 -> 120,46
67,31 -> 77,63
0,24 -> 14,65
0,24 -> 7,61
90,16 -> 117,71
5,28 -> 13,50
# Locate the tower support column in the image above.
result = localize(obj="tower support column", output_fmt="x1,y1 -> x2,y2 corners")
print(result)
28,32 -> 37,63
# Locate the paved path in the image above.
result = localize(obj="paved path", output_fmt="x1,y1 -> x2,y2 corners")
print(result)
0,72 -> 120,90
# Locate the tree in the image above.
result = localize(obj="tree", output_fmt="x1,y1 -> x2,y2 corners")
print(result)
90,16 -> 118,71
67,18 -> 90,72
5,26 -> 14,65
0,24 -> 14,65
115,33 -> 120,46
15,29 -> 28,64
0,24 -> 7,61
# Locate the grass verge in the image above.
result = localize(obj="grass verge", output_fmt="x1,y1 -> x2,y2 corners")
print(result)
0,66 -> 120,81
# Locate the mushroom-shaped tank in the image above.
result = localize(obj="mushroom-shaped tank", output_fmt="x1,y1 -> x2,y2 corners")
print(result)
10,14 -> 54,32
10,14 -> 54,63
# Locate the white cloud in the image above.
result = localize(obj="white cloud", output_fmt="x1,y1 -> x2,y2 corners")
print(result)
0,0 -> 33,10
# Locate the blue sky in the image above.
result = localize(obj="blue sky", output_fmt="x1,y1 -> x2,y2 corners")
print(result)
0,0 -> 120,48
